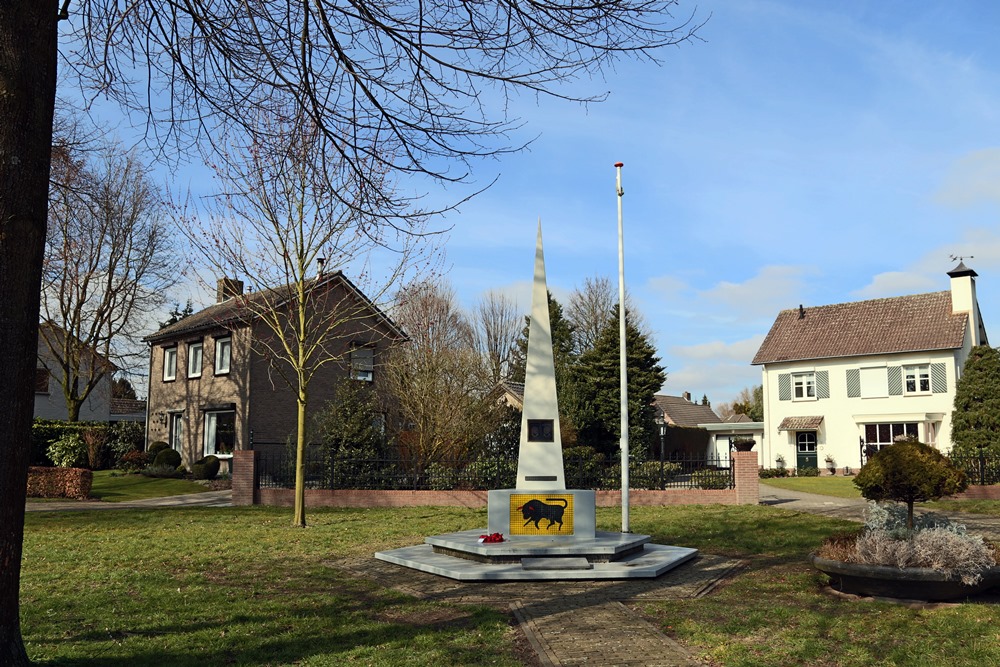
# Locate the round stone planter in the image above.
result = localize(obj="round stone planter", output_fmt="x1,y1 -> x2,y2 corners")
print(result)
809,553 -> 1000,601
731,439 -> 755,452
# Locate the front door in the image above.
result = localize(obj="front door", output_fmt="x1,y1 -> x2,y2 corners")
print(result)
796,431 -> 817,470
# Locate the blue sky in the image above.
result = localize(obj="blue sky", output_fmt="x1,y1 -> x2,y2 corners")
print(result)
78,1 -> 1000,406
428,0 -> 1000,406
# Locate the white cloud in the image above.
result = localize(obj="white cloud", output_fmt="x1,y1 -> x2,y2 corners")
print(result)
852,271 -> 939,299
670,336 -> 765,362
699,265 -> 813,319
935,148 -> 1000,208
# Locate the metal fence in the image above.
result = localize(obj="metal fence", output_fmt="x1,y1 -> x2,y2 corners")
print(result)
253,443 -> 734,491
948,450 -> 1000,486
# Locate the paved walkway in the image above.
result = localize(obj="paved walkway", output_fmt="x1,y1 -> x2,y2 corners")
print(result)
24,489 -> 233,511
758,481 -> 1000,540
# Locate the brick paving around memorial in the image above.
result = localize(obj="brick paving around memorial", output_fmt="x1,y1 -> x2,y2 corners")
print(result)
337,554 -> 742,666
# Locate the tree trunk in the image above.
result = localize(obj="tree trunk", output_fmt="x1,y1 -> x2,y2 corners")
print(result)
0,3 -> 58,664
293,391 -> 307,527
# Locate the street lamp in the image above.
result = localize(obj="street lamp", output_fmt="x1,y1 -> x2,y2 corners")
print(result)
659,422 -> 667,490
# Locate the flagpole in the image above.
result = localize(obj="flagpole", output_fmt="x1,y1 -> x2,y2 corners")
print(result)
615,161 -> 630,533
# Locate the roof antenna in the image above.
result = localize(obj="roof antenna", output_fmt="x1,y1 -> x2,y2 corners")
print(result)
798,304 -> 805,320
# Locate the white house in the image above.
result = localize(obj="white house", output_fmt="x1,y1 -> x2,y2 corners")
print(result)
35,323 -> 114,422
751,263 -> 988,472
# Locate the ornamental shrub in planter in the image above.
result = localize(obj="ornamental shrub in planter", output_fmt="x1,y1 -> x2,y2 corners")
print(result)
854,436 -> 967,529
811,439 -> 993,600
812,503 -> 1000,600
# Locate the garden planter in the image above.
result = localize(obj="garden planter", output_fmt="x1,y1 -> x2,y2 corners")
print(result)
732,439 -> 755,452
809,553 -> 1000,601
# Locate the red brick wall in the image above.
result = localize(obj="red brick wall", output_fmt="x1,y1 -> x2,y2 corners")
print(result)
951,485 -> 1000,500
234,449 -> 763,507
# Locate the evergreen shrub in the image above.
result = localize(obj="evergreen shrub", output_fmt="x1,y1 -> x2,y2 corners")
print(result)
153,447 -> 182,469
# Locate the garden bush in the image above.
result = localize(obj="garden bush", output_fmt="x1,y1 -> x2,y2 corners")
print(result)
796,466 -> 820,477
759,467 -> 791,478
563,446 -> 605,488
692,468 -> 730,490
147,441 -> 170,457
143,463 -> 183,479
107,421 -> 145,467
47,432 -> 87,468
631,460 -> 682,489
192,455 -> 221,480
153,447 -> 182,470
425,461 -> 460,491
117,449 -> 151,473
854,437 -> 967,529
465,455 -> 516,489
817,501 -> 998,586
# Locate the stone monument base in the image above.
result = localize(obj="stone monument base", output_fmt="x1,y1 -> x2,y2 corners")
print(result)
487,488 -> 595,540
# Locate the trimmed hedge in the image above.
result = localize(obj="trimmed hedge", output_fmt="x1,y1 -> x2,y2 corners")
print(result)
26,466 -> 93,499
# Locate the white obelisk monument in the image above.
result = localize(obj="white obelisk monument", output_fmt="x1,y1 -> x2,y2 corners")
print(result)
515,221 -> 567,490
488,221 -> 596,540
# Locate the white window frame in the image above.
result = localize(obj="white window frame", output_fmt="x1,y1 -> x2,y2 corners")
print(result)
187,342 -> 203,378
163,347 -> 177,381
903,364 -> 931,395
215,336 -> 232,375
792,372 -> 816,401
168,412 -> 184,452
204,410 -> 236,456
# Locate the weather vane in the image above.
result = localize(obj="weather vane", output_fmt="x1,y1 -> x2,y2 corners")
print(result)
950,254 -> 973,263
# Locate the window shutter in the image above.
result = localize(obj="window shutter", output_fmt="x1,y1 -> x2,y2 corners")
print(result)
931,363 -> 947,393
778,373 -> 791,401
816,371 -> 830,399
887,366 -> 902,395
846,369 -> 860,398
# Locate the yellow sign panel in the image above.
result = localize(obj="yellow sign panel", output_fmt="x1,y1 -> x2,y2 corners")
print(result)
510,494 -> 574,535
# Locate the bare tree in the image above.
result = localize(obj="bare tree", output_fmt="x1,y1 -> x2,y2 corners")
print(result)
183,113 -> 425,527
42,135 -> 174,420
385,279 -> 499,469
566,274 -> 648,355
472,290 -> 521,386
3,2 -> 703,660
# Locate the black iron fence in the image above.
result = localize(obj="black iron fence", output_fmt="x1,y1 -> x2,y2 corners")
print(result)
253,443 -> 733,491
948,450 -> 1000,486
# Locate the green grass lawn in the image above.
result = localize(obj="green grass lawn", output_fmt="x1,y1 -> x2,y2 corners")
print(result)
86,470 -> 216,502
20,504 -> 1000,666
760,475 -> 863,498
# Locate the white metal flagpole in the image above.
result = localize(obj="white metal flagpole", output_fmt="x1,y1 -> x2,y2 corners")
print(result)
615,161 -> 630,533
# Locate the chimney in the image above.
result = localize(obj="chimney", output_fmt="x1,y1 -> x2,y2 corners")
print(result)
948,262 -> 985,345
217,277 -> 244,303
798,305 -> 805,319
682,391 -> 691,402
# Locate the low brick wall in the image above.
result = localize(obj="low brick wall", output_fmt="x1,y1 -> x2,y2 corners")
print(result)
951,485 -> 1000,500
27,466 -> 93,499
233,450 -> 761,508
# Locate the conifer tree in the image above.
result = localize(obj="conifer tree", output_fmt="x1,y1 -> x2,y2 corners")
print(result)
951,345 -> 1000,455
573,306 -> 666,458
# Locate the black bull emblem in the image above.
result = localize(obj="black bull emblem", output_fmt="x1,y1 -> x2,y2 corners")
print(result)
518,497 -> 568,530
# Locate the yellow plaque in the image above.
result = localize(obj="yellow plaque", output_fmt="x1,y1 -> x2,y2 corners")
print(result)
510,494 -> 574,535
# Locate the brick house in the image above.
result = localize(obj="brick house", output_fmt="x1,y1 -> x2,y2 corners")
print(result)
752,263 -> 988,472
143,272 -> 406,468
